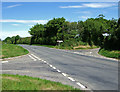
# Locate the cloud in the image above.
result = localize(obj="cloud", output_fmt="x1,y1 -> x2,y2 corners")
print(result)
1,30 -> 31,40
11,24 -> 20,26
79,16 -> 90,19
6,4 -> 22,8
60,3 -> 116,8
60,5 -> 83,8
83,3 -> 116,8
0,19 -> 48,24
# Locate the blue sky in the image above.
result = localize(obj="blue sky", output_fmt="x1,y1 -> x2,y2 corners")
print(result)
0,2 -> 118,40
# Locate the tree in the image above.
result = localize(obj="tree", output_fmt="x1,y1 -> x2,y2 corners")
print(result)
45,17 -> 66,45
15,35 -> 20,44
3,37 -> 12,44
98,14 -> 105,18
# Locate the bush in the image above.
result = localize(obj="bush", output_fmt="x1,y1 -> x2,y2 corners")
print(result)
99,49 -> 120,59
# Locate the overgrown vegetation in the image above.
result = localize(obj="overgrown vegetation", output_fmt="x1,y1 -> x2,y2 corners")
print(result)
99,49 -> 120,59
2,74 -> 80,91
1,43 -> 29,59
3,14 -> 120,58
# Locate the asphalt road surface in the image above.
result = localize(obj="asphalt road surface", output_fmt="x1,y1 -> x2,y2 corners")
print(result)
2,45 -> 118,91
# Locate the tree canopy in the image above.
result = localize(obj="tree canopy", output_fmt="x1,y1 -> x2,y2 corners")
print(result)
3,15 -> 120,50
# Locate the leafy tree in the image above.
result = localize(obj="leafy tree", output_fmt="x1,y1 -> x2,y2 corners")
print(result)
15,35 -> 20,44
3,37 -> 12,44
7,15 -> 119,51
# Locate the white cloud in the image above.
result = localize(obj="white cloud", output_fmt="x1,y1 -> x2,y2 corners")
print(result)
79,16 -> 90,19
60,5 -> 83,8
11,24 -> 20,26
6,4 -> 21,8
1,30 -> 31,40
60,3 -> 116,8
0,19 -> 48,24
83,3 -> 116,8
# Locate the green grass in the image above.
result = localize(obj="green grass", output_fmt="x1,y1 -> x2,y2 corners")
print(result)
98,49 -> 120,59
2,74 -> 80,91
1,43 -> 29,59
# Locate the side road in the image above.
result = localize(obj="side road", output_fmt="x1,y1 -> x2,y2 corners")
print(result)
70,48 -> 118,61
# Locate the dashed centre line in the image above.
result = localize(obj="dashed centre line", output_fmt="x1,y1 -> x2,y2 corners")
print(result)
68,77 -> 75,82
57,69 -> 61,73
49,64 -> 53,67
52,66 -> 56,69
62,73 -> 67,77
28,53 -> 87,89
76,82 -> 86,89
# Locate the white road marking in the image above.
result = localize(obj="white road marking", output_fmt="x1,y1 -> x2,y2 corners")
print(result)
46,62 -> 49,64
52,66 -> 56,69
2,61 -> 8,63
68,77 -> 75,82
28,55 -> 37,61
73,52 -> 80,54
49,64 -> 53,67
62,73 -> 67,77
43,61 -> 46,63
76,82 -> 86,89
90,52 -> 92,54
2,70 -> 30,72
31,54 -> 41,60
29,53 -> 88,89
57,69 -> 61,73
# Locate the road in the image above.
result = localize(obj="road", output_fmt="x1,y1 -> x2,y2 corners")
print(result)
2,45 -> 118,91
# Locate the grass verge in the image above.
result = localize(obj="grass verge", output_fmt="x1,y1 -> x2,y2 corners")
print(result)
1,43 -> 29,59
2,74 -> 80,91
98,49 -> 120,59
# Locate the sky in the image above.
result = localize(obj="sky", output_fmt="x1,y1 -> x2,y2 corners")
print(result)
0,2 -> 119,40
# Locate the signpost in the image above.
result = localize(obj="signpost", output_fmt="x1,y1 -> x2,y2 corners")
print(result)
57,40 -> 63,46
